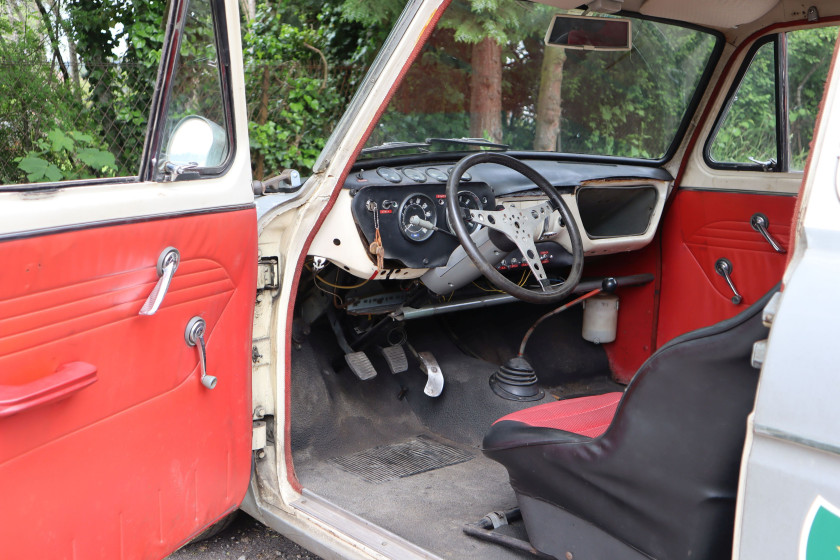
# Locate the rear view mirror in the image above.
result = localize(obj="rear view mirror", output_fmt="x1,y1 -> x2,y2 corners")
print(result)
545,14 -> 632,51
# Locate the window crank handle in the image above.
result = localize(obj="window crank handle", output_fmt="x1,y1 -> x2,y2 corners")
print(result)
185,317 -> 217,389
715,258 -> 742,305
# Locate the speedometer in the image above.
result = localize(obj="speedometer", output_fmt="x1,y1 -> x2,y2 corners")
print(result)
399,194 -> 437,242
447,190 -> 483,234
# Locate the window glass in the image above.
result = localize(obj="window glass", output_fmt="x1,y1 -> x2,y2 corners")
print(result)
361,3 -> 720,161
787,27 -> 837,170
709,27 -> 838,171
159,0 -> 230,172
709,41 -> 777,166
0,1 -> 165,184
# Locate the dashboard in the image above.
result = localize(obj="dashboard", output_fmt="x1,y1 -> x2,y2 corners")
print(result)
309,158 -> 673,281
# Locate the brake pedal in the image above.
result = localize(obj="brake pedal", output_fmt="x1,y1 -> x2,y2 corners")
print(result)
345,352 -> 378,381
379,345 -> 409,374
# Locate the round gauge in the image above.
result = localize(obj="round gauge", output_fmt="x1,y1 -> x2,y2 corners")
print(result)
447,167 -> 472,182
377,167 -> 402,183
426,168 -> 448,182
399,193 -> 438,242
403,168 -> 426,182
447,190 -> 484,234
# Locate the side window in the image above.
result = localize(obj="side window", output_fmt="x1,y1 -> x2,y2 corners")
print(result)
158,1 -> 232,176
707,26 -> 838,172
0,2 -> 165,185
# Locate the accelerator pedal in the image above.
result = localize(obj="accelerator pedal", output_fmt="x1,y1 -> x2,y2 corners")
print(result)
416,351 -> 444,397
379,345 -> 409,374
345,352 -> 378,381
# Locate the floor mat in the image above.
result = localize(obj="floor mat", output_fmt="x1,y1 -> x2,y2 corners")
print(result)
329,435 -> 474,484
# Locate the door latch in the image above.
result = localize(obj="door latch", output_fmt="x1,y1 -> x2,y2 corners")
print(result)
257,257 -> 280,291
139,247 -> 180,316
750,213 -> 786,253
185,317 -> 217,389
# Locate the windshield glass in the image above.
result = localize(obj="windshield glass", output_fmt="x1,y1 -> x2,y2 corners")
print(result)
362,2 -> 720,161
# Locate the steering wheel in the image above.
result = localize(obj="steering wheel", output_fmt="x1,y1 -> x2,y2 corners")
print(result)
446,152 -> 584,304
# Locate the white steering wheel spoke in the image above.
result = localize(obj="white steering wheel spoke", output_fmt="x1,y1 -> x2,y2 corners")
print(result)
468,204 -> 554,292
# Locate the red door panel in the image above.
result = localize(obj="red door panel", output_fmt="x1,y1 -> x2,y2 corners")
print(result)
657,189 -> 794,346
0,209 -> 256,559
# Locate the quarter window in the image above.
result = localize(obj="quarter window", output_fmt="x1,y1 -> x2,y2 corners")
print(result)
157,0 -> 232,177
707,26 -> 838,172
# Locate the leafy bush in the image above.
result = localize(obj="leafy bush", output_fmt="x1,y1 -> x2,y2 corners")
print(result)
16,129 -> 116,182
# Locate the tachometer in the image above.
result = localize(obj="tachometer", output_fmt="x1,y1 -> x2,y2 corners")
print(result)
399,193 -> 437,242
447,190 -> 483,234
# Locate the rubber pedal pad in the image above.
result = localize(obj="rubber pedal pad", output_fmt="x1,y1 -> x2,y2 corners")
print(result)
345,351 -> 378,380
379,345 -> 409,374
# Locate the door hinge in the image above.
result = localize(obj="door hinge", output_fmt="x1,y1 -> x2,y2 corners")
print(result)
252,420 -> 267,453
257,256 -> 280,291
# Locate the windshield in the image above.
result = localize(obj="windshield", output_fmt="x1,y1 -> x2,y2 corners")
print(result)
362,3 -> 720,161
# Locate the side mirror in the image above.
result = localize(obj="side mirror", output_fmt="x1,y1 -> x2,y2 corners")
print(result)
545,14 -> 632,51
165,115 -> 228,168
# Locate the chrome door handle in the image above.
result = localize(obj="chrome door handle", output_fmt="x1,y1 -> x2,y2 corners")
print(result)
750,213 -> 786,253
715,258 -> 742,305
139,247 -> 180,316
185,317 -> 217,389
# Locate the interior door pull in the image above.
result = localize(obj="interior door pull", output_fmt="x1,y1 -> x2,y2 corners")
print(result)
750,213 -> 786,253
185,317 -> 217,389
139,247 -> 180,316
715,258 -> 742,305
0,362 -> 98,418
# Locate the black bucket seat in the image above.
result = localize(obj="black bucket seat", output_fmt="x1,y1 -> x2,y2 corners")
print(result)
483,286 -> 778,560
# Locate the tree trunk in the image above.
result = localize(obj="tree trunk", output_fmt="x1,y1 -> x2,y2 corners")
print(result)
239,0 -> 255,22
469,37 -> 503,143
533,46 -> 566,151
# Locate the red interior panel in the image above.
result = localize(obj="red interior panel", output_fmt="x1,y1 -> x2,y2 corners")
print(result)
657,189 -> 794,347
0,209 -> 257,559
584,242 -> 660,384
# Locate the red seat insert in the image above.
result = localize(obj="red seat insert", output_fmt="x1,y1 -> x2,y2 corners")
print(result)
493,392 -> 622,438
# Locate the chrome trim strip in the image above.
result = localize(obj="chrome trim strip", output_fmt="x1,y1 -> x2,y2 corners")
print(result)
679,186 -> 799,197
754,424 -> 840,456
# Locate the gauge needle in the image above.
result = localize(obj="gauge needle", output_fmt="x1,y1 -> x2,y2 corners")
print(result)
409,215 -> 456,236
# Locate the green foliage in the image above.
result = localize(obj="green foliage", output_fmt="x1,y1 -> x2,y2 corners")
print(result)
243,3 -> 345,176
16,129 -> 116,182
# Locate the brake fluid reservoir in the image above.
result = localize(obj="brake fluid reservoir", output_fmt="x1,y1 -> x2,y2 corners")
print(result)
582,294 -> 619,344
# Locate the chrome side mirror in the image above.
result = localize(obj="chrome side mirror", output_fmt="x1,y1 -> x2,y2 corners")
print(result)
166,115 -> 227,169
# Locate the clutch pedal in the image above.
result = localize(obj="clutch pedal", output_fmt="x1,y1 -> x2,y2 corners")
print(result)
345,351 -> 378,381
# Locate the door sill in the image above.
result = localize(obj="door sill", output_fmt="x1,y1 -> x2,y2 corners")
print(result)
292,489 -> 443,560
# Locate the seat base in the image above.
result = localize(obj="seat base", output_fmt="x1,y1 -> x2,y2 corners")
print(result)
517,494 -> 652,560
